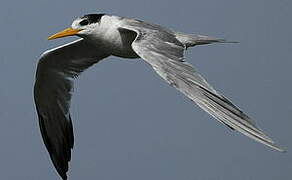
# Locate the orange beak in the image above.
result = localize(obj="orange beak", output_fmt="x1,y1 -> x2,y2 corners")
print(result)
47,28 -> 81,40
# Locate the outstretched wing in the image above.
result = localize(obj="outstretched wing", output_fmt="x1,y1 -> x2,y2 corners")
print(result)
119,21 -> 284,152
34,39 -> 109,179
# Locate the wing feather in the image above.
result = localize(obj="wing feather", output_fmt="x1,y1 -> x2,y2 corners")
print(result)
119,21 -> 283,152
34,39 -> 109,179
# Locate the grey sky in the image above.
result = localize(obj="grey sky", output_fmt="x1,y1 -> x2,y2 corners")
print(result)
0,0 -> 291,179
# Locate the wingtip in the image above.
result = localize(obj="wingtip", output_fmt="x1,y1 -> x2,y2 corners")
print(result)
55,167 -> 68,180
272,145 -> 286,153
279,149 -> 286,153
261,139 -> 286,153
60,173 -> 68,180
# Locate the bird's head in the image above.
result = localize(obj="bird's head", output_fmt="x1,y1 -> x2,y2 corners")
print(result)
47,14 -> 105,40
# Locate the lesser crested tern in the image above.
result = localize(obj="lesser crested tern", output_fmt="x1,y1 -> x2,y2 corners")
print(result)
34,13 -> 284,180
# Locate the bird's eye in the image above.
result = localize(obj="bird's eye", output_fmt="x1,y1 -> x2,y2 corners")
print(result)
79,19 -> 89,26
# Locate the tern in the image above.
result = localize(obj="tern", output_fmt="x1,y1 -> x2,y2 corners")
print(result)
34,13 -> 284,179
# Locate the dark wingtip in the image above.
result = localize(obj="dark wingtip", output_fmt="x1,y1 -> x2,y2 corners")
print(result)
56,166 -> 68,180
61,173 -> 68,180
50,153 -> 70,180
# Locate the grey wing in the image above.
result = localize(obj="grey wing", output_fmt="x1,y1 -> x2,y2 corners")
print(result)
34,39 -> 109,179
119,23 -> 284,152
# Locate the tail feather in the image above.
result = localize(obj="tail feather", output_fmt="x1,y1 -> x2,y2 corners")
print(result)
175,32 -> 238,47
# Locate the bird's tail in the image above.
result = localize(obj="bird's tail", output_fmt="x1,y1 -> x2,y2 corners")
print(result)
175,32 -> 238,48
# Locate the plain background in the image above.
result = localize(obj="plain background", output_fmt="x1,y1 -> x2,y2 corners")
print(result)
0,0 -> 291,179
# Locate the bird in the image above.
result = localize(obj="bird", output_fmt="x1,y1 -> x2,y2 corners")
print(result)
34,13 -> 284,180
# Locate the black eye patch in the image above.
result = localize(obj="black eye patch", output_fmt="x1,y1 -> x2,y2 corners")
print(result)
79,19 -> 90,26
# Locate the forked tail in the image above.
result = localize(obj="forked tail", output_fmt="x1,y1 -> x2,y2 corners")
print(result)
175,32 -> 238,48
